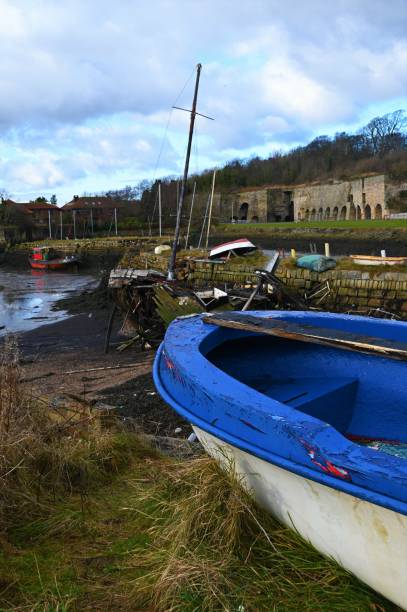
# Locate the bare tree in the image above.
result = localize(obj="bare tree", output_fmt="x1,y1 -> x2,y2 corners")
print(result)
0,189 -> 11,203
363,110 -> 407,156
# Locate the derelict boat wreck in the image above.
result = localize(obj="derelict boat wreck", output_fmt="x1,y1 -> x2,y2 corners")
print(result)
154,310 -> 407,609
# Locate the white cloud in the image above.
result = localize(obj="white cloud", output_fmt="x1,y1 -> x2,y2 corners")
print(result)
0,0 -> 405,199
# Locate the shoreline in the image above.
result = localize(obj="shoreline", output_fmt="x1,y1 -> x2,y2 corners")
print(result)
8,289 -> 189,438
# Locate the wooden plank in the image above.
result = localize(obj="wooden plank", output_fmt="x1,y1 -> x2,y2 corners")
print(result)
104,306 -> 117,354
203,312 -> 407,361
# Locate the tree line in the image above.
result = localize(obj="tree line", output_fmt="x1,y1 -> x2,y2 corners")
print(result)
131,109 -> 407,228
2,109 -> 405,232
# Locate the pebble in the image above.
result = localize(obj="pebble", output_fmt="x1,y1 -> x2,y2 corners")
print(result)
174,427 -> 182,434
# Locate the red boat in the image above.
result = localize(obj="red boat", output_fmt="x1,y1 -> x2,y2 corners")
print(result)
29,247 -> 80,270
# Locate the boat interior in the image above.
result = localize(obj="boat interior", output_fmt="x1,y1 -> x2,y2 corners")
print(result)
206,334 -> 407,458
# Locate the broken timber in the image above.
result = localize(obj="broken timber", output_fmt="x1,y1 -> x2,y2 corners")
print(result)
203,312 -> 407,361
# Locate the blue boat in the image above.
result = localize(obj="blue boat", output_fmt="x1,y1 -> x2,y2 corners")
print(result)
154,311 -> 407,609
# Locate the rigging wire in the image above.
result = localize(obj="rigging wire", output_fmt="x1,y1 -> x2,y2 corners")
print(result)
145,66 -> 197,219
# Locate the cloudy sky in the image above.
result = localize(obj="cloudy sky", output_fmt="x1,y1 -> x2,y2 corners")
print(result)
0,0 -> 406,204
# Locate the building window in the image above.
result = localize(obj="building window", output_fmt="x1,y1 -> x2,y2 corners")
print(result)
362,193 -> 366,204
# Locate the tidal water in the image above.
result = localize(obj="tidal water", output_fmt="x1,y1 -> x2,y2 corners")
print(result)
0,269 -> 97,336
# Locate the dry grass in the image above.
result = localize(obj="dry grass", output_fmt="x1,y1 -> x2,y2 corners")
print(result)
126,456 -> 396,612
0,336 -> 155,538
0,340 -> 399,610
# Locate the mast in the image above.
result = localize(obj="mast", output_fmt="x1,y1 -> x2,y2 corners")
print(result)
198,193 -> 210,249
205,169 -> 217,249
158,181 -> 162,237
167,63 -> 202,280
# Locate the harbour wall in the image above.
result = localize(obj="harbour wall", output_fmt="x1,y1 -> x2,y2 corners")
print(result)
3,237 -> 171,270
276,266 -> 407,315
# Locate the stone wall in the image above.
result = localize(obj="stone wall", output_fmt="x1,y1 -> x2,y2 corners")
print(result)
276,266 -> 407,316
294,174 -> 388,221
216,173 -> 407,224
219,189 -> 268,222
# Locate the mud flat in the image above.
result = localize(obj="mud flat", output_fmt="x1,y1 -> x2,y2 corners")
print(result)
6,287 -> 189,438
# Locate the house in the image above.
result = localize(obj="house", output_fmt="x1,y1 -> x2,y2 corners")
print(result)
62,195 -> 135,236
0,199 -> 58,240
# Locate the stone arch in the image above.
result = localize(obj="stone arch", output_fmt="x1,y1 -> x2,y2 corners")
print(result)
364,205 -> 371,220
356,205 -> 362,220
251,215 -> 259,223
349,204 -> 356,220
324,207 -> 330,220
305,209 -> 310,221
239,202 -> 249,221
340,205 -> 347,220
318,207 -> 323,220
332,206 -> 339,220
375,204 -> 382,220
288,201 -> 294,221
310,208 -> 316,220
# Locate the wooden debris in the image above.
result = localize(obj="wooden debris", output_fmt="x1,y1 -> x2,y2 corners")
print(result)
104,305 -> 117,354
63,363 -> 139,375
19,371 -> 55,383
204,312 -> 407,361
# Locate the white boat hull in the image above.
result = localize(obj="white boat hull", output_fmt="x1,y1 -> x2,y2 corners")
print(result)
194,426 -> 407,610
350,255 -> 407,266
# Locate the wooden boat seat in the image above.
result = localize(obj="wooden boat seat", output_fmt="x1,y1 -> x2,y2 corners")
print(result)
252,377 -> 358,433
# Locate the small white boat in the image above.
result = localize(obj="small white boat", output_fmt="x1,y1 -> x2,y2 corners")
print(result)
209,238 -> 256,259
350,254 -> 407,266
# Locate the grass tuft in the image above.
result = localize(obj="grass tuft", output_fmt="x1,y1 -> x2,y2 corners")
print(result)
126,456 -> 396,611
0,336 -> 156,537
